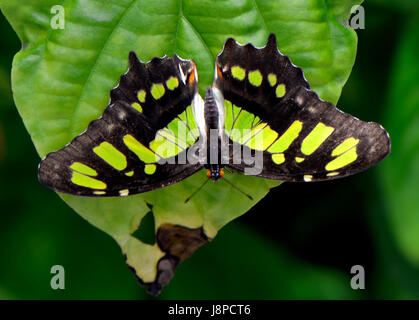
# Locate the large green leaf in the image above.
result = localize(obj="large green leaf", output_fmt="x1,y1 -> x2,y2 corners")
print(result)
380,18 -> 419,265
0,0 -> 361,293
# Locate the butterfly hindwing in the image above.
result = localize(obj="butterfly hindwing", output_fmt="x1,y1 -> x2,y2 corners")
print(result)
214,35 -> 390,181
38,53 -> 203,196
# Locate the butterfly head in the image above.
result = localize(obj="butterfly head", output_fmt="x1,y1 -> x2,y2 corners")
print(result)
206,168 -> 224,181
174,54 -> 198,88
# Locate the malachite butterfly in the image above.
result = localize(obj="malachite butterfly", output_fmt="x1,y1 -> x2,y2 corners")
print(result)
37,34 -> 390,295
38,34 -> 390,197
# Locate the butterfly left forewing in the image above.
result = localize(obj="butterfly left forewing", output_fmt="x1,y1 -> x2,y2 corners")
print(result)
39,53 -> 204,196
214,35 -> 390,182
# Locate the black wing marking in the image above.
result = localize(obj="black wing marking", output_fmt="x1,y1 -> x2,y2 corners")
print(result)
214,34 -> 309,121
110,52 -> 199,130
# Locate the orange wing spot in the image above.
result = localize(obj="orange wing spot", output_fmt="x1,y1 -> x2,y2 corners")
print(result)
206,169 -> 211,178
216,64 -> 223,79
188,69 -> 196,86
219,168 -> 224,178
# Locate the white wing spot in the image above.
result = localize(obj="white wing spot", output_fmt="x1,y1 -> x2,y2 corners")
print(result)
308,106 -> 316,113
119,189 -> 129,196
178,64 -> 186,84
118,111 -> 127,120
296,96 -> 304,105
303,175 -> 313,182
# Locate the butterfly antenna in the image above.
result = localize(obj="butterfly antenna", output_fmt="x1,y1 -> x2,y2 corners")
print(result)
223,167 -> 233,174
184,179 -> 210,203
222,178 -> 253,201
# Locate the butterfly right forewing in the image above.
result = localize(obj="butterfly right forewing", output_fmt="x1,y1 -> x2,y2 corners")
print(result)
213,35 -> 390,182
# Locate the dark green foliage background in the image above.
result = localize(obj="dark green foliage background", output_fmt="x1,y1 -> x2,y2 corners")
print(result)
0,1 -> 418,299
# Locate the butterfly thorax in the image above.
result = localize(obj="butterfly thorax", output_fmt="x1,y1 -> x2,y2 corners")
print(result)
204,87 -> 224,181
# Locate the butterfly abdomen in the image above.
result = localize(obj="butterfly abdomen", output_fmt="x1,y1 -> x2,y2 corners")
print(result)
204,87 -> 219,131
204,87 -> 225,180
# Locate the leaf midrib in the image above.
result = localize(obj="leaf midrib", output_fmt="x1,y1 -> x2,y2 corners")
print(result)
68,0 -> 138,137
